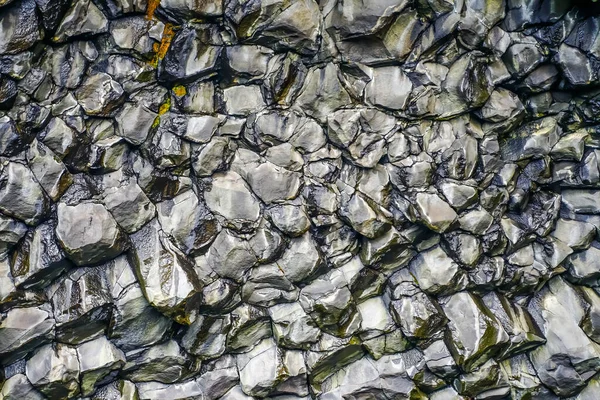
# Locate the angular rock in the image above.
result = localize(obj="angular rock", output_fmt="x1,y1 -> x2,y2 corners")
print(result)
77,336 -> 126,396
129,220 -> 202,325
205,171 -> 261,231
415,192 -> 457,233
0,373 -> 45,400
0,305 -> 54,365
26,343 -> 80,399
409,246 -> 466,296
0,162 -> 50,226
440,291 -> 509,372
0,0 -> 42,55
122,339 -> 199,384
56,202 -> 128,266
528,277 -> 600,396
157,189 -> 219,255
11,221 -> 72,289
75,73 -> 124,116
53,0 -> 109,42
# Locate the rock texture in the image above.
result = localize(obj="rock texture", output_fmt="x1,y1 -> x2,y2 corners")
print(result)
2,0 -> 600,399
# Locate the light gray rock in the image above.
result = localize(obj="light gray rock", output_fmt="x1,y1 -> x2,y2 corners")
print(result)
157,189 -> 219,255
129,220 -> 202,325
75,73 -> 124,116
269,302 -> 321,350
415,192 -> 458,233
102,175 -> 155,234
115,102 -> 157,146
0,306 -> 54,365
0,162 -> 49,226
365,66 -> 413,111
410,246 -> 466,296
227,303 -> 272,352
440,291 -> 509,372
0,373 -> 45,400
26,140 -> 72,201
26,343 -> 80,399
122,339 -> 199,384
205,171 -> 261,231
528,277 -> 600,396
56,202 -> 128,266
106,255 -> 172,350
77,336 -> 126,396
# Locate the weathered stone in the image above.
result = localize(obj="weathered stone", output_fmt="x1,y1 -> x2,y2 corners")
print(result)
0,0 -> 42,55
440,291 -> 509,372
26,343 -> 80,399
157,189 -> 219,255
409,246 -> 466,296
53,0 -> 109,42
75,73 -> 124,116
129,220 -> 202,324
11,221 -> 71,289
0,305 -> 54,365
106,255 -> 172,350
56,202 -> 128,266
205,171 -> 261,231
365,66 -> 412,111
122,339 -> 199,384
0,162 -> 49,226
528,277 -> 600,396
77,336 -> 126,396
0,373 -> 45,400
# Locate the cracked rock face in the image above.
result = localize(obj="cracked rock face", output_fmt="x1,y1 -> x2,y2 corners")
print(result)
3,0 -> 600,399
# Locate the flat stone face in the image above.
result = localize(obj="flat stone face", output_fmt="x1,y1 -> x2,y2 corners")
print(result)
3,0 -> 600,398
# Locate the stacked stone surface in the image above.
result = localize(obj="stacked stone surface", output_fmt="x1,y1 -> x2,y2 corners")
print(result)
2,0 -> 600,398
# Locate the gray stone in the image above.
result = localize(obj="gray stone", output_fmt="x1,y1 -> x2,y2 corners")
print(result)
415,192 -> 458,233
269,302 -> 321,350
409,246 -> 466,296
0,0 -> 42,55
227,303 -> 272,352
122,339 -> 198,384
26,343 -> 80,399
557,43 -> 596,86
26,140 -> 72,201
106,255 -> 172,350
115,102 -> 157,146
75,73 -> 124,116
77,336 -> 126,396
440,291 -> 509,372
0,162 -> 49,226
0,374 -> 45,400
0,306 -> 54,366
47,267 -> 112,344
129,220 -> 202,325
53,0 -> 109,42
365,66 -> 413,111
528,277 -> 600,396
11,221 -> 71,289
56,202 -> 128,266
157,189 -> 219,255
181,314 -> 230,359
102,174 -> 155,234
205,171 -> 261,231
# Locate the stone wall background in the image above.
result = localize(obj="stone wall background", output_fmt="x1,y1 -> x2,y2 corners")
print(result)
2,0 -> 600,398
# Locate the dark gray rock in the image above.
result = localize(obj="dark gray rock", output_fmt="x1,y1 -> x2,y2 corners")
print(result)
0,0 -> 42,55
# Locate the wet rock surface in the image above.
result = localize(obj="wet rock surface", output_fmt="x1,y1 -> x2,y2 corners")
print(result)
3,0 -> 600,398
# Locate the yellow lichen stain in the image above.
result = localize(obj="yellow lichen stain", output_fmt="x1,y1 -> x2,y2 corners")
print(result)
158,96 -> 171,115
151,116 -> 161,129
146,0 -> 161,20
172,85 -> 187,97
150,23 -> 175,67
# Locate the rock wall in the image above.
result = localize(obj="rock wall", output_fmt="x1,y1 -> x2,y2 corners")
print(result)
2,0 -> 600,398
